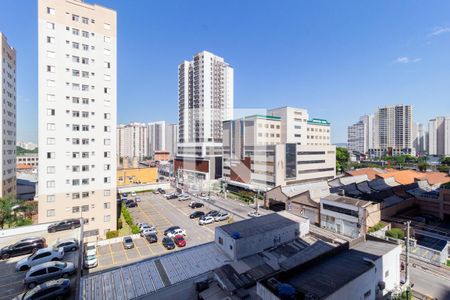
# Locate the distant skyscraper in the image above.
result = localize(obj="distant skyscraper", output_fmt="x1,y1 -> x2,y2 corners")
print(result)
117,123 -> 148,159
371,105 -> 413,156
37,0 -> 117,238
175,51 -> 234,185
0,32 -> 16,197
347,114 -> 374,154
148,121 -> 178,159
428,116 -> 450,156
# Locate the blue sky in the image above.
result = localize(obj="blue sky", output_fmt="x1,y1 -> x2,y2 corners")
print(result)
1,0 -> 450,143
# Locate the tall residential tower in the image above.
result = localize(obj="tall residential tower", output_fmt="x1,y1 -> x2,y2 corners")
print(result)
37,0 -> 117,238
175,51 -> 233,187
0,33 -> 16,197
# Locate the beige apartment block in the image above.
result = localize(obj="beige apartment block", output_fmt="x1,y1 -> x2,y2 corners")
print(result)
37,0 -> 117,239
0,32 -> 17,197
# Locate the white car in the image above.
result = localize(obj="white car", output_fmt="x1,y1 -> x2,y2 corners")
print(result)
16,247 -> 64,271
84,243 -> 97,269
140,227 -> 157,236
178,195 -> 191,201
131,192 -> 137,197
167,228 -> 186,238
214,212 -> 230,222
248,211 -> 262,218
198,195 -> 209,201
199,216 -> 215,225
140,224 -> 156,231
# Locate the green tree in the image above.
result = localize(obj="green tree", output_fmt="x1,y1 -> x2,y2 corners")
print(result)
441,156 -> 450,166
336,147 -> 350,172
0,196 -> 20,229
418,162 -> 429,172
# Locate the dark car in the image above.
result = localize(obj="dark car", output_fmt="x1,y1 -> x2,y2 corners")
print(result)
122,193 -> 128,197
47,219 -> 81,233
144,233 -> 158,244
16,278 -> 71,300
54,239 -> 79,252
189,211 -> 205,219
205,210 -> 219,217
166,193 -> 178,200
126,200 -> 138,208
164,226 -> 180,236
162,237 -> 175,250
1,237 -> 47,260
189,202 -> 204,209
157,188 -> 166,194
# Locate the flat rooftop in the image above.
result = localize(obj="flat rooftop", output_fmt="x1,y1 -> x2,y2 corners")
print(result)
261,239 -> 399,299
323,194 -> 372,207
218,212 -> 306,239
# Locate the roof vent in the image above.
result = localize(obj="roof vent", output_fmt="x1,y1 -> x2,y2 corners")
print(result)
231,232 -> 241,239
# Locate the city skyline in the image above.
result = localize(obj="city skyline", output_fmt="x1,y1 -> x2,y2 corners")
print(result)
1,0 -> 450,144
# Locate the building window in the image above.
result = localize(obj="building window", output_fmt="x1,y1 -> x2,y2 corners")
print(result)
82,205 -> 89,212
47,80 -> 55,87
46,22 -> 55,30
47,195 -> 55,203
47,180 -> 55,188
364,290 -> 371,299
47,152 -> 55,159
104,177 -> 111,184
72,193 -> 80,199
47,138 -> 55,145
103,23 -> 111,30
104,190 -> 111,196
385,270 -> 389,277
104,215 -> 111,222
104,202 -> 110,209
72,206 -> 80,213
47,209 -> 55,217
218,237 -> 223,245
47,166 -> 55,174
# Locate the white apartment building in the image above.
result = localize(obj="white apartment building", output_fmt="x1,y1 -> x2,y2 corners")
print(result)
412,122 -> 427,155
372,105 -> 413,155
176,51 -> 233,185
37,0 -> 117,238
428,116 -> 450,156
348,114 -> 374,154
117,122 -> 148,159
148,121 -> 178,159
0,32 -> 16,197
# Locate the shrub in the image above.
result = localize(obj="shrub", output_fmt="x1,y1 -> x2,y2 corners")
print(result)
131,225 -> 140,234
106,230 -> 119,239
121,204 -> 134,226
368,222 -> 385,233
117,218 -> 123,229
386,228 -> 405,240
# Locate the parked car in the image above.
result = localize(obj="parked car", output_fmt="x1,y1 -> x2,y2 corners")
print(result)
83,243 -> 97,269
162,237 -> 175,250
47,219 -> 81,233
165,193 -> 178,200
152,190 -> 160,194
199,216 -> 215,225
137,222 -> 150,229
248,211 -> 262,218
139,223 -> 155,230
173,235 -> 186,247
178,195 -> 191,201
126,201 -> 138,208
164,226 -> 180,236
189,211 -> 205,219
157,188 -> 166,194
144,233 -> 158,244
135,197 -> 141,202
198,195 -> 209,201
16,247 -> 64,271
205,210 -> 220,217
122,237 -> 134,249
131,192 -> 137,197
167,228 -> 186,238
188,201 -> 204,208
140,228 -> 157,237
54,238 -> 79,253
15,278 -> 71,300
214,212 -> 230,222
1,237 -> 47,260
24,261 -> 76,289
122,193 -> 128,197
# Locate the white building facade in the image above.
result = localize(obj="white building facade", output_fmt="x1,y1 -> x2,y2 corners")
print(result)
428,116 -> 450,156
117,122 -> 148,159
37,0 -> 117,238
0,32 -> 17,197
148,121 -> 178,159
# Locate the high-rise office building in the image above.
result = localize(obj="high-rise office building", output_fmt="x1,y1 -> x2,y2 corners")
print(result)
0,33 -> 17,197
175,51 -> 233,186
117,123 -> 148,159
37,0 -> 117,238
428,116 -> 450,156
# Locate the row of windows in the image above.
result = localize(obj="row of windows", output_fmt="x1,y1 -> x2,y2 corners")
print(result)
46,151 -> 112,159
46,7 -> 111,30
46,190 -> 111,203
46,176 -> 111,187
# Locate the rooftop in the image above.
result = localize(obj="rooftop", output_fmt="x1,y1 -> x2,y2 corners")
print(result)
218,212 -> 307,239
346,167 -> 393,181
376,170 -> 450,186
307,118 -> 330,126
323,194 -> 373,207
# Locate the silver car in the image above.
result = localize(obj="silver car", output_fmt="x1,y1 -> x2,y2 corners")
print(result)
214,212 -> 230,222
54,238 -> 79,252
122,236 -> 134,249
16,247 -> 64,271
24,261 -> 76,288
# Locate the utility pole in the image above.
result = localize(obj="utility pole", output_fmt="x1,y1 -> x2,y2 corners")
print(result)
405,221 -> 411,289
255,190 -> 259,214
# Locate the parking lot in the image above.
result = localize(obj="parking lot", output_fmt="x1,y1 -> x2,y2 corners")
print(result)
92,191 -> 238,272
0,227 -> 81,300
